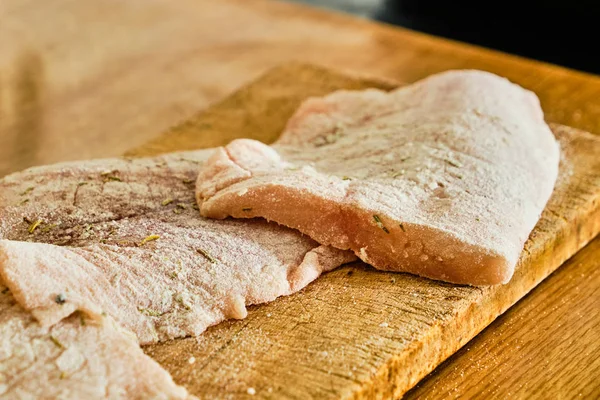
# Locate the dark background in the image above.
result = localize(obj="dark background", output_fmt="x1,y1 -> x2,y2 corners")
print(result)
292,0 -> 600,75
377,0 -> 598,75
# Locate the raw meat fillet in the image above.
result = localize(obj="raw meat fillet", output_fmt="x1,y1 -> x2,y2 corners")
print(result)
0,152 -> 355,344
196,70 -> 560,285
0,283 -> 192,400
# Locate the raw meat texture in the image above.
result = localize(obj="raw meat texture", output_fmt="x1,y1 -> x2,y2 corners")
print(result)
196,70 -> 560,285
0,283 -> 192,400
0,152 -> 355,344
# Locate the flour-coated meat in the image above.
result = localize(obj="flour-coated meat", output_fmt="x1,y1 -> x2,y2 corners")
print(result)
0,151 -> 354,344
196,70 -> 559,285
0,283 -> 192,400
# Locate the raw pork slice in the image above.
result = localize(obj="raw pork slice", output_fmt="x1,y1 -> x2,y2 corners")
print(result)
196,70 -> 560,285
0,283 -> 192,400
0,152 -> 355,344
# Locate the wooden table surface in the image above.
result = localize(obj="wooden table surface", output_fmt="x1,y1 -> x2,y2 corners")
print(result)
1,0 -> 599,397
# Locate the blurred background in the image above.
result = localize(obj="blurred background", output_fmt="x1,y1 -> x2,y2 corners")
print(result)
289,0 -> 598,75
1,0 -> 597,179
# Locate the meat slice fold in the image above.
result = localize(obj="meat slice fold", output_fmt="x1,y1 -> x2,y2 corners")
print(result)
196,70 -> 560,285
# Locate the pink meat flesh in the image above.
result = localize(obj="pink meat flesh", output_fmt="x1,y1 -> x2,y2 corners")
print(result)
0,151 -> 355,344
196,70 -> 560,285
0,283 -> 192,400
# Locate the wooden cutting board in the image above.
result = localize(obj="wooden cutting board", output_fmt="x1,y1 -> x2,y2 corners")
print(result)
128,63 -> 600,399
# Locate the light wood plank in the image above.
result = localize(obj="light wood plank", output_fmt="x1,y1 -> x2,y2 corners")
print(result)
139,64 -> 600,399
406,236 -> 600,399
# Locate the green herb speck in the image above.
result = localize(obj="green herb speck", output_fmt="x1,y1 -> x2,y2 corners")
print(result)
445,159 -> 462,168
55,293 -> 67,305
373,215 -> 389,234
174,294 -> 191,311
197,248 -> 216,263
41,223 -> 58,233
28,220 -> 43,234
137,307 -> 162,317
20,187 -> 34,196
49,335 -> 64,348
139,235 -> 160,246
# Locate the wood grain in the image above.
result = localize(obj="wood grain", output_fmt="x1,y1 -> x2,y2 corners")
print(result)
406,237 -> 600,399
138,64 -> 600,399
2,0 -> 600,178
